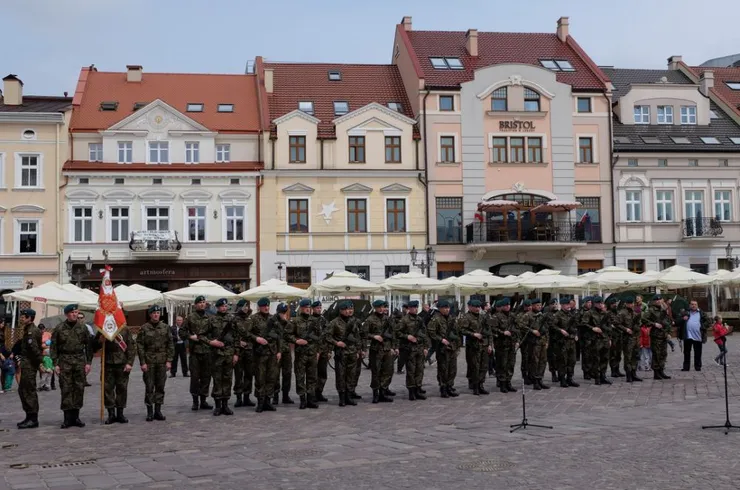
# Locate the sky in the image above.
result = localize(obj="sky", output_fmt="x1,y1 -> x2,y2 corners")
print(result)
3,0 -> 739,96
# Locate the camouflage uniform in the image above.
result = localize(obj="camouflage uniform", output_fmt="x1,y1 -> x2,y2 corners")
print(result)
396,312 -> 429,398
550,305 -> 578,387
95,327 -> 136,422
617,304 -> 642,381
584,302 -> 612,383
138,319 -> 174,417
459,309 -> 489,393
515,307 -> 539,385
251,312 -> 283,410
364,310 -> 396,401
528,306 -> 551,389
233,309 -> 255,406
489,307 -> 518,391
180,310 -> 212,406
327,312 -> 362,405
18,321 -> 43,423
273,326 -> 293,404
312,311 -> 330,401
577,303 -> 593,378
204,311 -> 237,409
609,305 -> 625,377
350,319 -> 369,398
643,303 -> 672,378
51,319 -> 93,413
285,310 -> 321,407
426,310 -> 460,396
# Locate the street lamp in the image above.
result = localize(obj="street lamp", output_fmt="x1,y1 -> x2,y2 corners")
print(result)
410,245 -> 436,277
726,243 -> 740,270
275,262 -> 285,280
66,255 -> 94,286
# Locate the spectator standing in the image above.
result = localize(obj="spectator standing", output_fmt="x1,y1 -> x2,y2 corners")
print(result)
170,315 -> 189,377
676,300 -> 710,371
639,324 -> 652,371
713,316 -> 731,366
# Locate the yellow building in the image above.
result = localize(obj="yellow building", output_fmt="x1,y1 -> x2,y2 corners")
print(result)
0,74 -> 71,302
256,60 -> 426,289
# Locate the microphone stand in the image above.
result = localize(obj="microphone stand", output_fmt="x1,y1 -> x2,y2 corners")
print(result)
510,328 -> 553,433
702,340 -> 739,434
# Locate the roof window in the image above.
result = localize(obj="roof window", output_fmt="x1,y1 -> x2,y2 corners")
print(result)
613,136 -> 631,144
709,110 -> 719,119
217,104 -> 234,112
670,136 -> 691,144
100,101 -> 118,111
387,102 -> 403,112
730,137 -> 740,144
298,101 -> 314,115
540,60 -> 575,72
187,103 -> 204,112
701,136 -> 720,144
328,71 -> 342,81
640,136 -> 661,144
725,82 -> 740,90
133,102 -> 148,111
429,57 -> 464,70
333,101 -> 349,116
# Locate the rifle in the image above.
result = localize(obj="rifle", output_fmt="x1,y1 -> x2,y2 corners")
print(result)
444,317 -> 459,350
295,316 -> 321,349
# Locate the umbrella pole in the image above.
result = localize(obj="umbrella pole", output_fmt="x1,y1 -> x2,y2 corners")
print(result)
100,346 -> 105,423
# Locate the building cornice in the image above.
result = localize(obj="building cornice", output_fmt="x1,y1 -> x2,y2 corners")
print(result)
0,113 -> 65,124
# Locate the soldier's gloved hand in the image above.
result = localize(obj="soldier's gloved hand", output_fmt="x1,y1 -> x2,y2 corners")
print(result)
124,364 -> 132,373
141,363 -> 148,373
166,362 -> 172,370
84,364 -> 91,375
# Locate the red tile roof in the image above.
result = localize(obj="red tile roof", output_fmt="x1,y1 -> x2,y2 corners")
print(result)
404,30 -> 609,90
263,62 -> 416,138
70,68 -> 261,132
690,66 -> 740,118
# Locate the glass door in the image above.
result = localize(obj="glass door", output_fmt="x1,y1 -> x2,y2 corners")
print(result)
684,190 -> 704,237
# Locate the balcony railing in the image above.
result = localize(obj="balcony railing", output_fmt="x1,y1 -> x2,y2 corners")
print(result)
129,230 -> 182,253
682,217 -> 723,238
466,219 -> 589,244
436,225 -> 463,244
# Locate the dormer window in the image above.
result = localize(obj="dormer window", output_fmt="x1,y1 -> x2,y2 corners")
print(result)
100,101 -> 118,111
333,101 -> 349,116
671,136 -> 690,144
523,88 -> 540,112
133,102 -> 148,111
701,137 -> 720,145
640,136 -> 661,144
387,102 -> 403,112
726,82 -> 740,90
217,104 -> 234,112
328,71 -> 341,81
540,60 -> 575,72
429,57 -> 463,70
680,106 -> 697,125
634,105 -> 650,124
298,101 -> 314,115
187,103 -> 204,112
657,106 -> 673,124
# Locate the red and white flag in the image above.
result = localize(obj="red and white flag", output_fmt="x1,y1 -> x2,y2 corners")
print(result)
93,266 -> 127,347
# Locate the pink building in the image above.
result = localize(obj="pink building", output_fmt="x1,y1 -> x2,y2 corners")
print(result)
392,16 -> 613,278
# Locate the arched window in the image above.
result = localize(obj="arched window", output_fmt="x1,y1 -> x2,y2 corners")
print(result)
482,193 -> 552,241
524,88 -> 540,112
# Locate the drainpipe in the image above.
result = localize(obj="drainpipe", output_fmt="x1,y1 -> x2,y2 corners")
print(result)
320,139 -> 324,169
271,138 -> 275,170
56,122 -> 61,282
421,89 -> 431,274
255,174 -> 264,285
605,90 -> 616,266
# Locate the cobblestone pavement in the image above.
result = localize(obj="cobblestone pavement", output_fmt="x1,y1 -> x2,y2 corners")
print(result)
1,349 -> 740,489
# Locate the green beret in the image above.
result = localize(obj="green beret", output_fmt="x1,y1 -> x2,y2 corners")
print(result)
523,299 -> 532,306
276,303 -> 289,313
372,299 -> 385,308
339,300 -> 353,310
606,296 -> 619,305
652,294 -> 662,301
402,303 -> 409,308
20,308 -> 36,318
468,299 -> 482,307
215,298 -> 228,307
531,298 -> 541,305
582,296 -> 592,303
194,295 -> 206,303
549,298 -> 559,305
559,297 -> 570,305
500,298 -> 511,306
592,296 -> 604,304
257,297 -> 270,307
623,296 -> 635,303
236,299 -> 248,308
148,305 -> 162,314
493,300 -> 502,308
311,301 -> 322,308
299,298 -> 312,307
63,304 -> 78,314
437,299 -> 450,308
408,300 -> 419,308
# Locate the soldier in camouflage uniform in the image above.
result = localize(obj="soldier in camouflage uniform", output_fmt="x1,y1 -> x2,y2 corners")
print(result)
233,299 -> 256,408
489,298 -> 518,393
426,299 -> 460,398
251,299 -> 284,412
95,324 -> 136,424
643,295 -> 672,380
516,300 -> 533,384
395,303 -> 408,375
609,296 -> 626,379
17,308 -> 43,429
138,305 -> 174,421
273,305 -> 294,406
312,301 -> 331,402
51,304 -> 93,429
180,295 -> 213,411
526,299 -> 551,391
364,300 -> 396,403
617,296 -> 642,383
550,298 -> 579,388
286,299 -> 321,409
327,301 -> 362,406
584,297 -> 612,385
396,300 -> 430,401
517,299 -> 545,389
459,299 -> 491,395
578,297 -> 593,379
204,298 -> 239,416
349,308 -> 368,401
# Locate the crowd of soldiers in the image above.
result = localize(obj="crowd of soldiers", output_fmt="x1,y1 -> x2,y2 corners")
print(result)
6,291 -> 678,429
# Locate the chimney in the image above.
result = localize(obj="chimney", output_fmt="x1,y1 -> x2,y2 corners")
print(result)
264,68 -> 274,94
700,70 -> 715,96
466,29 -> 479,57
556,17 -> 569,42
401,16 -> 412,31
126,65 -> 143,82
2,74 -> 23,105
667,55 -> 683,70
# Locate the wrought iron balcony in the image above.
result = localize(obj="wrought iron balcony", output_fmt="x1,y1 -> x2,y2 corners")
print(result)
682,217 -> 723,239
466,219 -> 589,245
129,230 -> 182,257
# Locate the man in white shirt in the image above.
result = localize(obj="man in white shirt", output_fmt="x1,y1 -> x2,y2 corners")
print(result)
678,300 -> 709,371
170,316 -> 189,377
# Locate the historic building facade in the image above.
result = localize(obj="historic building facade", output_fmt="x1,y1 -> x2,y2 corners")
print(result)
256,59 -> 426,288
0,74 -> 71,300
392,16 -> 613,278
62,66 -> 263,292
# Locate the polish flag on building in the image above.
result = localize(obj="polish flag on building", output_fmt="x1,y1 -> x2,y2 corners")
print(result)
93,266 -> 127,343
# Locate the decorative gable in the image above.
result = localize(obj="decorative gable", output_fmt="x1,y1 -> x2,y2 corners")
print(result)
341,183 -> 373,194
333,102 -> 416,126
139,189 -> 176,201
219,189 -> 251,200
11,204 -> 45,213
181,189 -> 213,200
66,189 -> 100,200
102,189 -> 136,201
380,183 -> 412,194
282,183 -> 315,195
347,117 -> 403,136
273,109 -> 321,126
105,99 -> 211,134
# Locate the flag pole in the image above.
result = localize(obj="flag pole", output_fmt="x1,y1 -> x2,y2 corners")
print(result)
100,346 -> 105,423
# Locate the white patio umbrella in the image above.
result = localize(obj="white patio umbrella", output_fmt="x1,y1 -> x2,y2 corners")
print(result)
60,283 -> 99,309
114,284 -> 163,311
308,270 -> 381,296
454,269 -> 517,294
382,271 -> 448,293
163,280 -> 238,303
239,278 -> 308,301
652,265 -> 714,289
518,273 -> 587,293
3,282 -> 93,307
584,266 -> 655,292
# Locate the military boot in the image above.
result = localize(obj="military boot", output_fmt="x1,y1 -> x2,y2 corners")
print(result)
146,405 -> 154,421
60,410 -> 72,429
338,392 -> 346,407
154,404 -> 166,421
263,397 -> 276,411
447,386 -> 458,396
16,414 -> 30,428
104,408 -> 117,425
272,392 -> 280,405
417,387 -> 426,395
213,400 -> 222,416
345,392 -> 357,406
566,376 -> 580,388
499,381 -> 508,393
533,380 -> 542,390
221,399 -> 233,416
299,395 -> 307,410
282,391 -> 294,404
200,396 -> 213,410
559,374 -> 568,388
551,372 -> 559,383
385,388 -> 396,396
614,368 -> 625,377
234,394 -> 243,407
191,395 -> 199,411
72,410 -> 85,427
116,408 -> 128,424
599,375 -> 612,385
379,390 -> 393,402
18,413 -> 39,429
372,390 -> 380,404
632,370 -> 643,382
595,376 -> 602,385
660,370 -> 672,379
440,387 -> 449,398
524,376 -> 533,386
408,388 -> 417,401
315,390 -> 329,402
506,382 -> 517,392
306,395 -> 319,409
473,385 -> 480,395
255,398 -> 264,413
243,394 -> 256,407
350,391 -> 362,399
625,371 -> 633,383
478,384 -> 490,395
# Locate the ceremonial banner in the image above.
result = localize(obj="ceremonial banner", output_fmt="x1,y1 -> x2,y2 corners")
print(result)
93,266 -> 127,342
